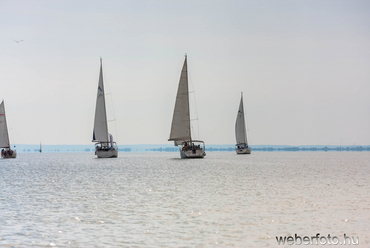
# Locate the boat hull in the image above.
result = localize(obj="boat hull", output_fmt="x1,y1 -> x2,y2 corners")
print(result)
95,149 -> 118,158
180,148 -> 206,158
236,148 -> 251,154
1,150 -> 17,159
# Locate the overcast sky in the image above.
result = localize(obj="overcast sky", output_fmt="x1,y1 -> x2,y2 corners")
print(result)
0,0 -> 369,146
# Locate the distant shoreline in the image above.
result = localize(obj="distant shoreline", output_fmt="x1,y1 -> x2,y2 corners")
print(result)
10,144 -> 370,153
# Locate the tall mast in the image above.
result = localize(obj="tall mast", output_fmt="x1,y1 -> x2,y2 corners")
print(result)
241,92 -> 247,145
93,58 -> 109,142
185,54 -> 192,142
101,58 -> 109,142
3,101 -> 9,147
168,54 -> 192,143
0,100 -> 10,148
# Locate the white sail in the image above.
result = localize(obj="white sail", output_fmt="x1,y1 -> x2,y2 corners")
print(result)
0,101 -> 10,148
93,59 -> 109,142
235,94 -> 248,145
168,56 -> 191,142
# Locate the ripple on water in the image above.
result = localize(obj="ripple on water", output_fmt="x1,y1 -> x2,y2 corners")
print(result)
0,152 -> 369,247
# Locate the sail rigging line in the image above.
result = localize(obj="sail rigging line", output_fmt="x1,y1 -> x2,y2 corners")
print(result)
191,126 -> 196,141
187,66 -> 201,141
9,128 -> 14,146
243,91 -> 250,145
242,93 -> 247,145
102,63 -> 118,143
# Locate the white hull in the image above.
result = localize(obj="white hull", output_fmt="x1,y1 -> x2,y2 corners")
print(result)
1,150 -> 17,159
95,149 -> 118,158
236,147 -> 251,154
180,148 -> 206,158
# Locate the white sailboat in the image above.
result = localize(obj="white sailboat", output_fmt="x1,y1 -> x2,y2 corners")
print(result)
92,58 -> 118,158
168,55 -> 206,158
235,92 -> 251,154
0,100 -> 17,158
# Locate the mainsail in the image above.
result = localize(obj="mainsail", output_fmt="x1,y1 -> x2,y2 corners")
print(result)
93,59 -> 109,143
168,56 -> 191,144
0,101 -> 10,148
235,93 -> 248,145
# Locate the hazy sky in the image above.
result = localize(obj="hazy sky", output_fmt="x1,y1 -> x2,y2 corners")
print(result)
1,0 -> 369,146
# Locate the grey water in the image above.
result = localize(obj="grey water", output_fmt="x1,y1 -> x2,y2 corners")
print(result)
0,152 -> 369,247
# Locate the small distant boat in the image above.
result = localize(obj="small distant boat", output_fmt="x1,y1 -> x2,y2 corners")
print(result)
40,142 -> 42,153
235,92 -> 251,154
0,101 -> 17,158
92,59 -> 118,158
168,55 -> 206,159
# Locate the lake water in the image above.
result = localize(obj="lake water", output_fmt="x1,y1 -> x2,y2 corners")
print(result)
0,152 -> 369,247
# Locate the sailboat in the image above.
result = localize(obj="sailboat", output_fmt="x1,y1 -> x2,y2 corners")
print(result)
40,142 -> 42,153
235,92 -> 251,154
92,58 -> 118,158
0,100 -> 17,158
168,55 -> 206,158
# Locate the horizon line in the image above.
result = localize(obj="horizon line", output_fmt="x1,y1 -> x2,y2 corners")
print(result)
12,143 -> 370,147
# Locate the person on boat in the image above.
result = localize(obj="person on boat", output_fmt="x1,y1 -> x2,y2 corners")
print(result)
109,134 -> 114,150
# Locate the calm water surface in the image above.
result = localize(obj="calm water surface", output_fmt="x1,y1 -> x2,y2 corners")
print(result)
0,152 -> 369,247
